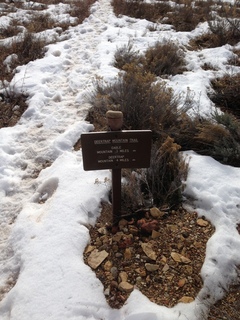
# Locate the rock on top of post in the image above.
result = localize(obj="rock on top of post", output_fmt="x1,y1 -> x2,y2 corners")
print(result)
106,110 -> 123,119
106,110 -> 123,131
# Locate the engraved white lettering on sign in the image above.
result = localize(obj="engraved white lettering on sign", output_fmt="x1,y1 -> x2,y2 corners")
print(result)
130,138 -> 138,143
98,159 -> 114,163
112,139 -> 128,144
94,139 -> 111,144
109,155 -> 125,160
96,150 -> 113,154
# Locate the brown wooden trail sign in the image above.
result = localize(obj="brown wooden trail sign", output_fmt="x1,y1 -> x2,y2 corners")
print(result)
81,113 -> 152,225
81,130 -> 152,171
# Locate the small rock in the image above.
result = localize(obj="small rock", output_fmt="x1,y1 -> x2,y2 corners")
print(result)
194,241 -> 202,248
103,260 -> 113,271
162,263 -> 169,272
128,225 -> 139,235
112,232 -> 123,242
182,231 -> 190,238
135,268 -> 147,277
95,237 -> 102,246
110,267 -> 118,279
178,296 -> 194,303
97,227 -> 107,235
145,263 -> 159,272
161,255 -> 167,263
141,242 -> 157,260
115,252 -> 122,258
84,245 -> 96,254
124,248 -> 132,260
87,249 -> 108,269
104,287 -> 110,296
197,218 -> 209,227
136,276 -> 142,284
118,219 -> 128,230
137,219 -> 159,234
183,265 -> 193,275
118,281 -> 134,293
152,230 -> 161,239
150,207 -> 165,218
178,278 -> 186,287
110,281 -> 118,289
171,252 -> 191,264
118,271 -> 128,283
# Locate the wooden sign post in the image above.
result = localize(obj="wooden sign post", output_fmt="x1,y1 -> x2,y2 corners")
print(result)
81,111 -> 152,225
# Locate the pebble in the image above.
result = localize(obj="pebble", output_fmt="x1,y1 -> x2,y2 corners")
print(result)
145,263 -> 159,272
197,218 -> 209,227
162,263 -> 169,272
141,242 -> 157,260
103,260 -> 113,271
124,248 -> 132,260
150,207 -> 165,218
97,227 -> 107,235
87,249 -> 108,269
151,230 -> 161,239
171,252 -> 191,264
104,287 -> 110,296
178,278 -> 186,287
115,252 -> 122,258
118,271 -> 128,282
110,266 -> 118,279
118,281 -> 134,293
178,296 -> 194,303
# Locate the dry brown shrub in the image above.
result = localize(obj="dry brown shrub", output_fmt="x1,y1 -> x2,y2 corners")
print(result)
0,20 -> 20,39
23,12 -> 55,33
166,0 -> 212,32
111,0 -> 171,22
87,62 -> 179,133
209,74 -> 240,118
216,0 -> 240,19
229,48 -> 240,66
143,41 -> 186,77
208,17 -> 240,46
69,0 -> 96,23
113,41 -> 142,70
10,32 -> 47,67
146,136 -> 187,208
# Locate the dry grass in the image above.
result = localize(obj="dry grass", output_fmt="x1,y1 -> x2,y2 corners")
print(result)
113,41 -> 142,70
0,0 -> 96,127
209,74 -> 240,118
87,63 -> 179,133
112,0 -> 213,31
112,0 -> 171,22
143,41 -> 186,77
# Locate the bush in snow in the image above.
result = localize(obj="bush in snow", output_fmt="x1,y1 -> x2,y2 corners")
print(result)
143,41 -> 186,77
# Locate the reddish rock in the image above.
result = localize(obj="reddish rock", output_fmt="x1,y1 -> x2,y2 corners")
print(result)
137,219 -> 159,234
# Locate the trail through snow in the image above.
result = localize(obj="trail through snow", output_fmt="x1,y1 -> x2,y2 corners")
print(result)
1,0 -> 112,250
0,0 -> 116,309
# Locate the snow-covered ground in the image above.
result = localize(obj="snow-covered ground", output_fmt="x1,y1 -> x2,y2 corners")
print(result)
0,0 -> 240,319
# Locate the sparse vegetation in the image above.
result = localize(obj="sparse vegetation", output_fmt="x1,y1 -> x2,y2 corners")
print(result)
112,0 -> 171,22
209,74 -> 240,118
143,41 -> 186,77
87,33 -> 240,210
0,0 -> 96,127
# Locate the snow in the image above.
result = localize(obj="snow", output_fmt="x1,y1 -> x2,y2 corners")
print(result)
0,0 -> 240,319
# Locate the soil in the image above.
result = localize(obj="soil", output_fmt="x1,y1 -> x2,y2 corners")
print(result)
84,202 -> 240,319
0,96 -> 28,128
